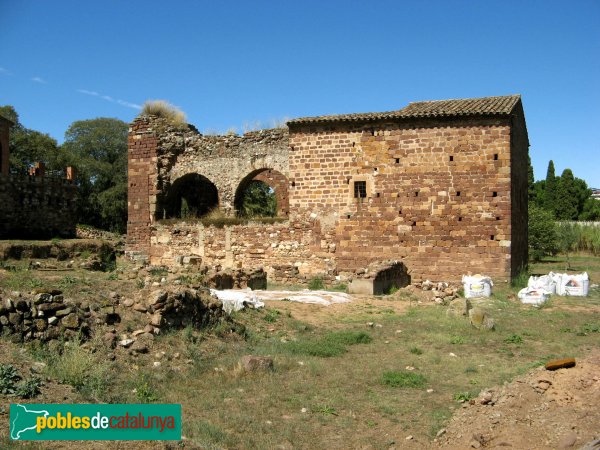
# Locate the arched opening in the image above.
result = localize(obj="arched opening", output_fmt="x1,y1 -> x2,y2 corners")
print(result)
164,173 -> 218,219
234,169 -> 289,218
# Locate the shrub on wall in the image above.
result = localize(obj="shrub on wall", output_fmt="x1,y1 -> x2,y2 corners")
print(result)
141,100 -> 187,129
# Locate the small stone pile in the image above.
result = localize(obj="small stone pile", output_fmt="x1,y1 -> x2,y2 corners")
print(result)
0,290 -> 91,343
415,280 -> 461,304
123,287 -> 225,334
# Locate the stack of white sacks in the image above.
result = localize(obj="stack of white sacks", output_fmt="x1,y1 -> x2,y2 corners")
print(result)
518,272 -> 589,306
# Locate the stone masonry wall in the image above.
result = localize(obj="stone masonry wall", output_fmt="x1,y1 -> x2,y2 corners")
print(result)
128,110 -> 528,283
153,121 -> 288,217
288,117 -> 518,282
148,220 -> 332,284
0,174 -> 77,239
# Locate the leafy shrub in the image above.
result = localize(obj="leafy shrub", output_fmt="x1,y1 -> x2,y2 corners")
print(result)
529,205 -> 559,261
382,371 -> 427,388
504,333 -> 523,344
0,364 -> 20,394
453,391 -> 476,402
409,347 -> 423,355
15,377 -> 42,399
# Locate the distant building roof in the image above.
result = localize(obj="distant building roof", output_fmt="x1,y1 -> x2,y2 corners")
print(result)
287,94 -> 522,126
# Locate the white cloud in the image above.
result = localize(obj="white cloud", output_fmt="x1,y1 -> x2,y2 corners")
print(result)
31,76 -> 47,84
77,89 -> 99,96
77,88 -> 141,110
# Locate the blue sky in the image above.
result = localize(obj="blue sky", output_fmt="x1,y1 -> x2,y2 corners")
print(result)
1,0 -> 599,187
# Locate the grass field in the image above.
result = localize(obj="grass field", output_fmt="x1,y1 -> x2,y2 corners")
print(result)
1,253 -> 599,449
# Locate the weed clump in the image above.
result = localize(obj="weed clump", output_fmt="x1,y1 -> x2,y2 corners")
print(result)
382,371 -> 427,388
141,100 -> 187,129
285,330 -> 372,357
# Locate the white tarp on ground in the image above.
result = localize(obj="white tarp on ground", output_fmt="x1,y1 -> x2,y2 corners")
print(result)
210,289 -> 352,314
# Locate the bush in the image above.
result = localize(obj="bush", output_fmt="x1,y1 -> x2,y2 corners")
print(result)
0,364 -> 20,395
529,205 -> 559,261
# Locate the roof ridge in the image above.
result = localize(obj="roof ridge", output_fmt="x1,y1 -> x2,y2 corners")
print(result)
406,94 -> 521,105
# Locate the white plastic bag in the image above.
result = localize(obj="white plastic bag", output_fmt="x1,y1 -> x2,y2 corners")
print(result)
518,287 -> 550,306
462,274 -> 493,298
556,272 -> 589,296
527,272 -> 558,295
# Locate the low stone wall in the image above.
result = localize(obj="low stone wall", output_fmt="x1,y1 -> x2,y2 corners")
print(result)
149,220 -> 336,285
0,290 -> 92,343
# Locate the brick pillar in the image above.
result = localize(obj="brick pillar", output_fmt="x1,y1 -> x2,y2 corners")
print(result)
126,117 -> 159,258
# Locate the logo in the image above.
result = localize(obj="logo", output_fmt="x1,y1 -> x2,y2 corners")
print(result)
10,404 -> 181,441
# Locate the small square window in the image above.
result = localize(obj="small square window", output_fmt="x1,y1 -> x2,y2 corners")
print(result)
492,191 -> 498,197
354,181 -> 367,198
449,155 -> 454,162
494,154 -> 499,160
395,158 -> 400,164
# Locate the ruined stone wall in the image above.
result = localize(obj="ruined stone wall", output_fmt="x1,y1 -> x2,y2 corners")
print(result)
129,112 -> 527,283
154,122 -> 288,217
148,220 -> 334,284
288,117 -> 516,282
0,174 -> 77,239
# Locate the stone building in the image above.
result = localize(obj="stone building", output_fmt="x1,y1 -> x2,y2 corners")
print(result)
127,94 -> 528,283
0,116 -> 77,239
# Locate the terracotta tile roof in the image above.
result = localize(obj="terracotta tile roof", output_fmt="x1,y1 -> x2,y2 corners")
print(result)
287,95 -> 521,125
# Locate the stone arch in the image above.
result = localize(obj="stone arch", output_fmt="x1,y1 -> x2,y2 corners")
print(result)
234,168 -> 289,217
163,173 -> 219,219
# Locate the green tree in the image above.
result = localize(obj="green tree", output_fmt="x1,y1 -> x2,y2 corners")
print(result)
556,222 -> 579,269
580,197 -> 600,220
239,181 -> 277,217
555,169 -> 578,220
532,180 -> 546,208
0,105 -> 61,172
61,118 -> 128,233
527,154 -> 535,203
544,160 -> 557,216
528,205 -> 559,262
573,177 -> 592,218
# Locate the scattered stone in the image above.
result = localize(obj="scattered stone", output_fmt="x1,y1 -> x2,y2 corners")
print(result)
447,298 -> 470,317
436,428 -> 446,438
119,339 -> 134,348
132,329 -> 146,337
132,303 -> 147,313
240,355 -> 274,372
60,313 -> 79,329
405,435 -> 413,440
47,316 -> 58,325
122,299 -> 135,307
130,340 -> 148,354
153,361 -> 161,368
31,361 -> 47,374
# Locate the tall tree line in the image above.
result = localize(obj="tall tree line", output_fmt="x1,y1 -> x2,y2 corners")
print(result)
529,158 -> 600,221
0,105 -> 128,233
